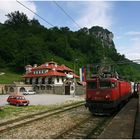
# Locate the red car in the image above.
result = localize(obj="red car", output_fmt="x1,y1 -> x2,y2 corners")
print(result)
7,94 -> 29,106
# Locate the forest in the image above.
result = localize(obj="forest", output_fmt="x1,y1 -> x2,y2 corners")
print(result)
0,11 -> 140,81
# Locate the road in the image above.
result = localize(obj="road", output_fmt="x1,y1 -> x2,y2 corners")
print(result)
0,94 -> 84,106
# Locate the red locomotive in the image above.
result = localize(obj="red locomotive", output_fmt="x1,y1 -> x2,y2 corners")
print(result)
84,65 -> 139,115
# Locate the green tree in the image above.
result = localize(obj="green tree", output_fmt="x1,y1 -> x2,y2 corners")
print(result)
5,11 -> 29,27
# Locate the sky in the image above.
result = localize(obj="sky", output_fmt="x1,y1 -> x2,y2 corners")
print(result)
0,1 -> 140,61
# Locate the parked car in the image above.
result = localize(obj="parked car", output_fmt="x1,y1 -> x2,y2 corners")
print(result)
7,94 -> 29,106
22,90 -> 36,95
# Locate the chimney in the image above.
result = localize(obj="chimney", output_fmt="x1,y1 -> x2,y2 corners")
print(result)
25,65 -> 32,74
33,64 -> 37,67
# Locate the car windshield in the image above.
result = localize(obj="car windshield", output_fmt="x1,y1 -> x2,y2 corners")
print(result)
16,96 -> 25,100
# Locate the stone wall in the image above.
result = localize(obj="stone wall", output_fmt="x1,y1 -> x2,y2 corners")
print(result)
0,83 -> 86,95
34,84 -> 85,95
35,85 -> 65,95
0,84 -> 6,94
75,85 -> 86,95
2,83 -> 33,94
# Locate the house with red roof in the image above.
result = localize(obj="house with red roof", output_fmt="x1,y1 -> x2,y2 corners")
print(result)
22,61 -> 80,95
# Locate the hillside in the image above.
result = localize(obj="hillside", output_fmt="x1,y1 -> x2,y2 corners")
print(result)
0,11 -> 140,82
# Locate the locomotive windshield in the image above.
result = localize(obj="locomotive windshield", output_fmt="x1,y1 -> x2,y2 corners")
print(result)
99,80 -> 111,89
87,81 -> 97,89
99,80 -> 117,89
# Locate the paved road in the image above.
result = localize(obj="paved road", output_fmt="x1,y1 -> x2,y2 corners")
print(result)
0,94 -> 84,106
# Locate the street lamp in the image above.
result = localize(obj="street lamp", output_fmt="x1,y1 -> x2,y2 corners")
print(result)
73,59 -> 78,97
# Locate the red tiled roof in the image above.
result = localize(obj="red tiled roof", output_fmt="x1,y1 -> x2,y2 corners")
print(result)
60,64 -> 73,72
45,70 -> 66,76
70,72 -> 80,79
32,64 -> 63,71
23,61 -> 77,79
22,70 -> 66,78
77,81 -> 86,86
46,64 -> 63,71
47,61 -> 57,64
32,64 -> 47,70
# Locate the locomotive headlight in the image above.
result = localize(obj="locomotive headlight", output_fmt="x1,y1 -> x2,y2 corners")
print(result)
105,94 -> 111,100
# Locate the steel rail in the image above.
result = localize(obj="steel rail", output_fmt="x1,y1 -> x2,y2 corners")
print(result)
53,115 -> 113,139
0,101 -> 85,133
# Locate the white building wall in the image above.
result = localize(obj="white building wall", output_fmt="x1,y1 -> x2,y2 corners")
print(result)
60,77 -> 64,85
54,77 -> 63,85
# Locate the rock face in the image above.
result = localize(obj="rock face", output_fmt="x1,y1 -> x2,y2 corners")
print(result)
88,26 -> 115,48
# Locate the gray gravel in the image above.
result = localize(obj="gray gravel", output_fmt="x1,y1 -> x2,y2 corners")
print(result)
0,106 -> 90,139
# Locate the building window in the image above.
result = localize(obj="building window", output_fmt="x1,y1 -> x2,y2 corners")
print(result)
10,87 -> 14,92
30,78 -> 32,84
41,85 -> 45,90
46,85 -> 52,90
62,77 -> 64,82
57,77 -> 59,83
71,85 -> 74,91
20,87 -> 25,92
42,78 -> 45,84
48,77 -> 53,84
35,78 -> 39,84
34,86 -> 39,91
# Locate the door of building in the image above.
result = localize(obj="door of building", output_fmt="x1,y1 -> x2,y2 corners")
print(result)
65,85 -> 70,95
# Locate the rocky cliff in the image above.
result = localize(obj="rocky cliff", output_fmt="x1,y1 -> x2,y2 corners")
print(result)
89,26 -> 115,48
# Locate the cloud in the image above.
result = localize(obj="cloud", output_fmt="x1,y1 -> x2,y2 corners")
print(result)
120,39 -> 140,60
130,37 -> 140,41
0,0 -> 36,23
115,35 -> 124,40
76,1 -> 113,29
125,31 -> 140,36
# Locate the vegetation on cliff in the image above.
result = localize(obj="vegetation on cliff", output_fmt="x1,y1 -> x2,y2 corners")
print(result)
0,11 -> 140,82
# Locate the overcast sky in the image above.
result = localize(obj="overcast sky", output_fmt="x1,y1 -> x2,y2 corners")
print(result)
1,1 -> 140,61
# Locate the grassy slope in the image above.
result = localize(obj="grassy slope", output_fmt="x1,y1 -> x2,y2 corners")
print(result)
0,70 -> 22,84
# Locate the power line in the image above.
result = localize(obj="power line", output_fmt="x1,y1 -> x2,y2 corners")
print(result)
53,1 -> 82,29
130,59 -> 140,62
16,0 -> 55,27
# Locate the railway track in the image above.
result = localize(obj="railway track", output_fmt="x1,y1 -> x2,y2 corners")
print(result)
53,115 -> 113,139
0,101 -> 85,133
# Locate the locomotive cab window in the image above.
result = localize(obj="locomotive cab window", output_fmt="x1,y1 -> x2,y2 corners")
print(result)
99,80 -> 111,89
87,81 -> 97,89
99,81 -> 117,89
111,82 -> 117,88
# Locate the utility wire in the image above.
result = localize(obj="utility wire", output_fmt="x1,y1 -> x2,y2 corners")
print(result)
53,1 -> 82,29
86,59 -> 140,66
130,59 -> 140,62
16,0 -> 55,27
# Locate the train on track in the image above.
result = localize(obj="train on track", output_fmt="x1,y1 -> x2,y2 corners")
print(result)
84,65 -> 139,115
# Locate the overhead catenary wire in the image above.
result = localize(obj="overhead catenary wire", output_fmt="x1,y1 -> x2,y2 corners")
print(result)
86,59 -> 140,67
16,0 -> 55,27
53,1 -> 82,29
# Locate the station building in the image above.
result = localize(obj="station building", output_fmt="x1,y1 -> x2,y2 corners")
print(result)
22,61 -> 80,95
